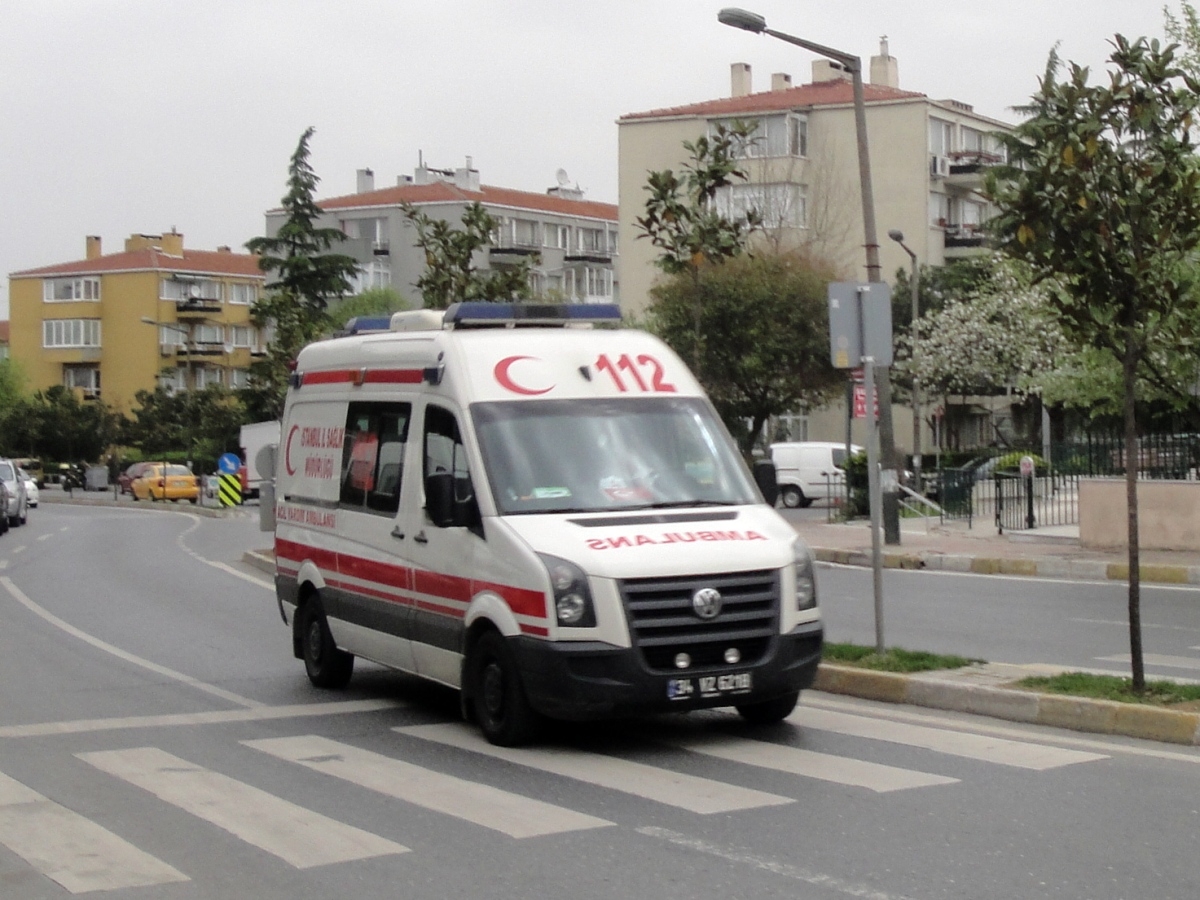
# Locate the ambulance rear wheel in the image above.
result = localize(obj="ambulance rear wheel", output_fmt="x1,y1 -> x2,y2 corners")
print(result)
736,690 -> 800,725
301,597 -> 354,689
471,631 -> 538,746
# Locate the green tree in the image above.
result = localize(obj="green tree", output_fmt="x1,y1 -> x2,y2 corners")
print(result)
402,202 -> 538,309
28,386 -> 120,464
634,121 -> 762,366
244,127 -> 360,417
327,287 -> 411,331
646,253 -> 843,454
988,36 -> 1200,690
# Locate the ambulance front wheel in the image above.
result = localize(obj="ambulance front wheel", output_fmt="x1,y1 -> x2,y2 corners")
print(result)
736,690 -> 800,725
301,597 -> 354,689
470,630 -> 539,747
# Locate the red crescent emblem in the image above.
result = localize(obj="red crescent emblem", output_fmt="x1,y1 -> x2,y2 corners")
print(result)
494,356 -> 553,395
284,425 -> 299,476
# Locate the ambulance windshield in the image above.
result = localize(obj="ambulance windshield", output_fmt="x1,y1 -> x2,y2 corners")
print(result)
472,397 -> 759,515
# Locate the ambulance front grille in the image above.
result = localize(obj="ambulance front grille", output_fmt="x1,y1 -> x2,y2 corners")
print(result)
618,569 -> 780,672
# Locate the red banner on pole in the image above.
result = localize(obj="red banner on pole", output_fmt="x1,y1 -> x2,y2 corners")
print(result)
852,383 -> 879,420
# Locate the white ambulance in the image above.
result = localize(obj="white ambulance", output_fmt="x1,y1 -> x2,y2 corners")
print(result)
269,303 -> 822,745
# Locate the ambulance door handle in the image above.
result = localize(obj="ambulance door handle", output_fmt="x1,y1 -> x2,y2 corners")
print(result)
390,526 -> 405,540
413,530 -> 429,545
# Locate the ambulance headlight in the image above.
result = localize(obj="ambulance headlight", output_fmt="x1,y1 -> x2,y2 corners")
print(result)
538,554 -> 596,627
793,539 -> 818,611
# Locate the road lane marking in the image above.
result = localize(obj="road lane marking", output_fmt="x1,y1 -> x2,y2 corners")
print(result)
791,706 -> 1107,769
638,826 -> 915,900
175,516 -> 274,589
246,734 -> 613,837
0,560 -> 7,570
59,526 -> 68,532
0,576 -> 264,709
669,733 -> 958,792
78,747 -> 407,868
396,723 -> 792,813
12,546 -> 24,554
0,770 -> 188,893
1096,653 -> 1200,671
36,534 -> 50,541
1070,617 -> 1200,634
0,699 -> 400,739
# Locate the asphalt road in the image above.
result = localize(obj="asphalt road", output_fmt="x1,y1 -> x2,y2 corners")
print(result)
0,504 -> 1198,899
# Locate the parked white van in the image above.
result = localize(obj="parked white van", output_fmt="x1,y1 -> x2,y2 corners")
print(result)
268,303 -> 823,745
770,441 -> 862,508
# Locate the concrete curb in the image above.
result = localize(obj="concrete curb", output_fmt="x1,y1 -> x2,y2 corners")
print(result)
242,549 -> 275,574
41,493 -> 244,518
814,663 -> 1200,746
811,546 -> 1200,585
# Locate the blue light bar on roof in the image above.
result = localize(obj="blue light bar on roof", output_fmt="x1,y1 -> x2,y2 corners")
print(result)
340,316 -> 393,336
445,302 -> 622,327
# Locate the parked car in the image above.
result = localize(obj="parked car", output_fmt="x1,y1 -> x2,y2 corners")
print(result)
0,458 -> 29,526
131,464 -> 200,503
13,458 -> 44,489
119,461 -> 157,495
19,468 -> 38,508
0,482 -> 8,535
770,441 -> 862,508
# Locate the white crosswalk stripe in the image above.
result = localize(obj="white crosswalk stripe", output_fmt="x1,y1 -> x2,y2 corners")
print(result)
77,747 -> 408,868
0,770 -> 187,893
790,706 -> 1109,769
670,732 -> 959,792
245,734 -> 614,837
395,723 -> 795,813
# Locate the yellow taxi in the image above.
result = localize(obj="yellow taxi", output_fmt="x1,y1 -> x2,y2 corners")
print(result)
131,464 -> 200,503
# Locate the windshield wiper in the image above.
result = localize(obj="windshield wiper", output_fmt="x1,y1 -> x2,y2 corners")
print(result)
639,500 -> 739,509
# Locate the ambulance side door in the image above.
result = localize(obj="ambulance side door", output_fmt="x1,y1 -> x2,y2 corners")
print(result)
402,400 -> 482,686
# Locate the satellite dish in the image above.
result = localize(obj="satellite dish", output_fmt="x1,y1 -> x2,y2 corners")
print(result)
556,168 -> 570,187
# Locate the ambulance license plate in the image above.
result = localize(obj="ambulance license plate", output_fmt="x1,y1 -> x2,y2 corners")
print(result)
666,672 -> 752,701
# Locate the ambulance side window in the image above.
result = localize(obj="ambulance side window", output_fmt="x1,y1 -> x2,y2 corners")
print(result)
340,401 -> 411,515
424,405 -> 479,527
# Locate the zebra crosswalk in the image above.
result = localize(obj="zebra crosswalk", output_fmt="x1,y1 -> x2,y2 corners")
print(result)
0,705 -> 1113,894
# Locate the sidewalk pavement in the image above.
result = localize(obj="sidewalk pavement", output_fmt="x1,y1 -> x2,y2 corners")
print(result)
790,513 -> 1200,585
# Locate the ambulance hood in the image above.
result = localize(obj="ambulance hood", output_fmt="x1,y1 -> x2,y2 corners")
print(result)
498,505 -> 800,580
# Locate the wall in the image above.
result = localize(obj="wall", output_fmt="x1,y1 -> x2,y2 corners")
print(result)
1079,479 -> 1200,551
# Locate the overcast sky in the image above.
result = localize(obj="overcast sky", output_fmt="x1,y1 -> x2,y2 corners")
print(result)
1,0 -> 1175,318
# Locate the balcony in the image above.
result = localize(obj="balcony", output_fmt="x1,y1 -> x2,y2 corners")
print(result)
176,298 -> 223,316
944,150 -> 1002,192
942,223 -> 988,259
563,245 -> 614,264
489,235 -> 542,260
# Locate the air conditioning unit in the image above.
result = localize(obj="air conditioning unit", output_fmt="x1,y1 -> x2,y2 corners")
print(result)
160,343 -> 176,356
930,155 -> 950,178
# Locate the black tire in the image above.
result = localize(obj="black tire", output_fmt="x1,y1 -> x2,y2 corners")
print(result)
780,486 -> 804,509
469,630 -> 539,746
300,597 -> 354,689
736,690 -> 800,725
799,496 -> 815,509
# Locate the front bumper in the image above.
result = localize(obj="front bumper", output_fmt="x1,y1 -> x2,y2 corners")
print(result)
510,621 -> 823,720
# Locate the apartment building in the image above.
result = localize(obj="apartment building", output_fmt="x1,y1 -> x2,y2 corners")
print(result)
617,41 -> 1012,317
7,232 -> 266,413
265,160 -> 619,307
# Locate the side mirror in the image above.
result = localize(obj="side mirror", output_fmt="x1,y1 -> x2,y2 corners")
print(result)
753,459 -> 779,507
425,472 -> 456,528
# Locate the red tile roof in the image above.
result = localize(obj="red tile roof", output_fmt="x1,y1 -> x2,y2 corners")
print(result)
10,248 -> 263,279
620,80 -> 925,122
316,180 -> 618,221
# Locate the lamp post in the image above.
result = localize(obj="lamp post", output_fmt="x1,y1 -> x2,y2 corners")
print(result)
141,316 -> 195,467
888,230 -> 921,489
718,7 -> 901,545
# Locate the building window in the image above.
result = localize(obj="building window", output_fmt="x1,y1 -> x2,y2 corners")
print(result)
43,319 -> 101,348
511,219 -> 540,248
929,118 -> 955,157
230,368 -> 250,389
352,260 -> 391,293
578,227 -> 607,253
231,326 -> 254,348
64,366 -> 100,396
158,325 -> 186,347
713,114 -> 807,158
930,193 -> 951,227
159,367 -> 185,393
194,324 -> 224,346
161,278 -> 222,302
229,283 -> 257,305
196,367 -> 224,388
43,277 -> 100,302
715,183 -> 807,229
557,226 -> 570,249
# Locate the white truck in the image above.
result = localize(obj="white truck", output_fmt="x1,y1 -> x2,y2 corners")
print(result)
263,303 -> 823,745
239,420 -> 281,499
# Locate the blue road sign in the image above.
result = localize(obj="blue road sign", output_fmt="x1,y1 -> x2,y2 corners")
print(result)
218,453 -> 241,475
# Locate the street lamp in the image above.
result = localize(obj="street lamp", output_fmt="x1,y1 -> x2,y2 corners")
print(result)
888,230 -> 921,489
718,7 -> 901,546
141,315 -> 196,468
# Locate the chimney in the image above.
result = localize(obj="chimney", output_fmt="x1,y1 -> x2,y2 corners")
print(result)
125,233 -> 158,252
870,36 -> 899,88
85,235 -> 102,259
811,59 -> 851,84
217,245 -> 231,253
771,72 -> 792,92
160,231 -> 183,256
731,62 -> 752,97
454,156 -> 480,192
356,168 -> 375,193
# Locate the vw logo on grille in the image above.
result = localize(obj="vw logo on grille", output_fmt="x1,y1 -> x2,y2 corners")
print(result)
691,587 -> 723,620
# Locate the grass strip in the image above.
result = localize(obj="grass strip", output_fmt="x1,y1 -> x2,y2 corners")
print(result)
823,642 -> 979,673
1016,672 -> 1200,706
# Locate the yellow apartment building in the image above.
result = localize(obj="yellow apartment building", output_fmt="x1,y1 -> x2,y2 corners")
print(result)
8,232 -> 266,414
